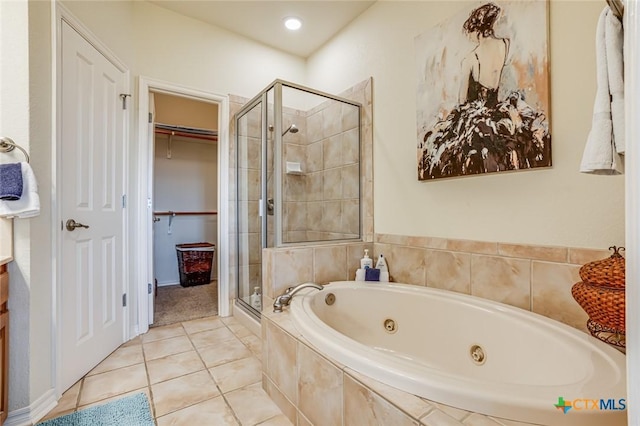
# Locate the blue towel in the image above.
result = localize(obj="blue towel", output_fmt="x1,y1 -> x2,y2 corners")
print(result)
0,163 -> 23,200
365,268 -> 380,281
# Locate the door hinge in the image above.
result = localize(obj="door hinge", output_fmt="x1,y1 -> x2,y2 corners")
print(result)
148,283 -> 152,294
122,293 -> 127,307
120,93 -> 131,110
122,194 -> 127,208
148,112 -> 153,123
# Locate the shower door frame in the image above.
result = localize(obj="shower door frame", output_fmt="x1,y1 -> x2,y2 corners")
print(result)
234,79 -> 363,317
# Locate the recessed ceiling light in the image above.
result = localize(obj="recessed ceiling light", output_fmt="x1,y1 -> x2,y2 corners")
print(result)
284,17 -> 302,31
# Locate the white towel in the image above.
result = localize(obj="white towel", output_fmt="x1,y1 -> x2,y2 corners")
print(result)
580,7 -> 624,174
606,8 -> 625,154
0,162 -> 40,218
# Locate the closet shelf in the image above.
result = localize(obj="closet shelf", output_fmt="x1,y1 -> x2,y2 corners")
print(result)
154,211 -> 218,216
154,123 -> 218,142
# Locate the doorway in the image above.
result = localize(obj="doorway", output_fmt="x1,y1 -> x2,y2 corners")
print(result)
137,77 -> 230,335
151,93 -> 219,327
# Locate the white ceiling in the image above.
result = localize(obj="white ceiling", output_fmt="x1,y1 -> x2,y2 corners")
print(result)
147,1 -> 376,58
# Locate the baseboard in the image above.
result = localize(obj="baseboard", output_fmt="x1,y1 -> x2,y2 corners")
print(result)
5,388 -> 57,426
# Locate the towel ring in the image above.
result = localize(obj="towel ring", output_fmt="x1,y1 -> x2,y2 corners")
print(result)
0,137 -> 30,163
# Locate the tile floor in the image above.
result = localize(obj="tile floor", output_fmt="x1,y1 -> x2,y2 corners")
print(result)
40,316 -> 292,425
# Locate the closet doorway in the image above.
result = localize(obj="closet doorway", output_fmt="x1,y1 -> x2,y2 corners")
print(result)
150,92 -> 219,327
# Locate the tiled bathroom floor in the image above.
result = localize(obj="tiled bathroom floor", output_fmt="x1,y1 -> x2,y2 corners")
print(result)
40,316 -> 292,425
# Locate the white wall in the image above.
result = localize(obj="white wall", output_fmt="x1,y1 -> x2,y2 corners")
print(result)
153,135 -> 218,285
307,0 -> 624,249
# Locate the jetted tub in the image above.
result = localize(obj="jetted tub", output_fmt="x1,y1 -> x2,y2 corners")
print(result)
289,281 -> 627,426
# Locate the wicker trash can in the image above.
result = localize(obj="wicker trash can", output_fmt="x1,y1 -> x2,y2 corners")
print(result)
176,242 -> 216,287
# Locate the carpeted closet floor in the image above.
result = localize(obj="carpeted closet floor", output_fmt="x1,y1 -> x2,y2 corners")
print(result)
152,281 -> 218,327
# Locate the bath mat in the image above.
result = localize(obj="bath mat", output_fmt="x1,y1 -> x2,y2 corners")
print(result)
37,392 -> 154,426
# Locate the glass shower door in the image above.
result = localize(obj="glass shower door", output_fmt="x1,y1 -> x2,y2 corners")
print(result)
236,101 -> 264,314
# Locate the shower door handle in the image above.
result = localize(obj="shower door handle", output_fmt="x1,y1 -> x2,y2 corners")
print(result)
267,198 -> 274,215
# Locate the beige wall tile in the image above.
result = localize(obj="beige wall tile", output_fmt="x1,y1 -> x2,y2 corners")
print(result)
306,143 -> 324,174
313,245 -> 348,284
342,164 -> 360,199
568,247 -> 618,265
266,321 -> 298,404
225,382 -> 284,426
323,168 -> 343,200
531,261 -> 588,331
498,243 -> 567,263
323,102 -> 343,138
384,246 -> 427,285
471,255 -> 531,310
345,369 -> 433,420
426,250 -> 471,295
297,343 -> 343,426
272,248 -> 314,296
447,239 -> 498,255
344,374 -> 418,426
264,375 -> 297,425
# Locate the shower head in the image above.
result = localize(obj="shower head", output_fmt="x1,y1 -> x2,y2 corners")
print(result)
282,124 -> 299,136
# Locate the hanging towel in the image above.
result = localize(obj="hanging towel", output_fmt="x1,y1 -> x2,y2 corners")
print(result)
606,8 -> 624,154
0,163 -> 23,200
0,162 -> 40,218
580,7 -> 623,175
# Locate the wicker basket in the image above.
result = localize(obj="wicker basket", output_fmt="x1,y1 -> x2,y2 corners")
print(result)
578,246 -> 625,288
176,242 -> 215,287
571,281 -> 625,332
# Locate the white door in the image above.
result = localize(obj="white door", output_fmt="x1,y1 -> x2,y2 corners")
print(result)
60,21 -> 127,391
147,92 -> 156,324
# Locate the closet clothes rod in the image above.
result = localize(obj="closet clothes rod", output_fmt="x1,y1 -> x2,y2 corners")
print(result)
154,128 -> 218,142
154,211 -> 218,216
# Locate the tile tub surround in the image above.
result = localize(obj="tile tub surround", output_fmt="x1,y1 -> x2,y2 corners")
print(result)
374,233 -> 623,333
261,234 -> 618,334
262,309 -> 541,426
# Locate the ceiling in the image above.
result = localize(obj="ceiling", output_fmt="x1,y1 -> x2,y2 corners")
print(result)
147,1 -> 376,58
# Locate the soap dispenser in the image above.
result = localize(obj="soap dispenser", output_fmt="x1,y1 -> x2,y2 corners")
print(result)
361,249 -> 373,269
250,287 -> 262,311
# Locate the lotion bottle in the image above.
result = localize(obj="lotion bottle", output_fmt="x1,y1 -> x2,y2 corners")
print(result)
375,254 -> 388,271
250,287 -> 262,311
360,249 -> 373,269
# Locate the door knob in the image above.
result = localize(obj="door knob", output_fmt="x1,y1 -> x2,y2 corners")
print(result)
66,219 -> 90,231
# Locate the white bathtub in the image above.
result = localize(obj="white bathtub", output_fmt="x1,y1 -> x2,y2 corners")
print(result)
289,281 -> 627,426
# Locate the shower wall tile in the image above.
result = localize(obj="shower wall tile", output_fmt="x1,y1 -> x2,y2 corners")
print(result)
313,245 -> 348,284
307,111 -> 323,143
306,172 -> 323,202
342,164 -> 360,200
306,142 -> 324,173
382,245 -> 427,285
323,201 -> 342,232
471,255 -> 531,310
297,343 -> 343,426
323,135 -> 343,169
306,202 -> 323,232
342,103 -> 360,132
343,128 -> 360,165
284,202 -> 307,232
342,200 -> 360,235
447,239 -> 498,255
284,143 -> 305,167
284,175 -> 306,203
426,250 -> 471,295
323,168 -> 343,200
322,102 -> 343,138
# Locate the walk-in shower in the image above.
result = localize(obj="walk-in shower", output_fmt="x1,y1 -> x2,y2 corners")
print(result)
234,80 -> 362,317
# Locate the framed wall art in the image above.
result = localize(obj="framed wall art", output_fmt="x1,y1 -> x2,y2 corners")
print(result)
416,1 -> 551,181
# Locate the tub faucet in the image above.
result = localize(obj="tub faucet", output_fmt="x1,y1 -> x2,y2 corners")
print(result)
273,283 -> 324,313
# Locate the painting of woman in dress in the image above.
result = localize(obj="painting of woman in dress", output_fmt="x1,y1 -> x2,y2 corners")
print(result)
416,1 -> 551,180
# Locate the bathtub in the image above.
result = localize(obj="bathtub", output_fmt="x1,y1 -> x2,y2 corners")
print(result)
289,281 -> 627,426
